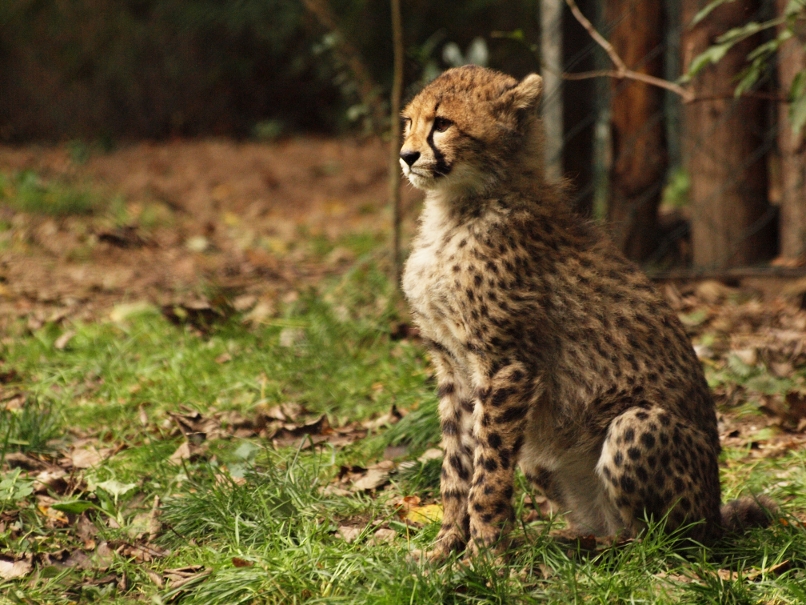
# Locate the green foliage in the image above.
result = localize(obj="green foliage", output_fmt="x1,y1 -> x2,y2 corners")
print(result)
0,396 -> 61,454
0,170 -> 99,216
381,397 -> 440,454
661,167 -> 691,209
0,0 -> 541,139
0,469 -> 35,509
0,0 -> 335,138
685,0 -> 806,134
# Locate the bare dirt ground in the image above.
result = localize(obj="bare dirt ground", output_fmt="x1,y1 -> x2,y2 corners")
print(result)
0,137 -> 423,328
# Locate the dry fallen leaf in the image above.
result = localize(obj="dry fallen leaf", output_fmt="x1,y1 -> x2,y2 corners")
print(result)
4,451 -> 47,471
271,413 -> 335,448
70,446 -> 104,469
232,557 -> 253,568
352,468 -> 391,492
93,541 -> 115,571
63,549 -> 92,570
54,330 -> 76,350
336,525 -> 363,543
394,494 -> 444,525
120,542 -> 169,563
418,448 -> 443,463
369,528 -> 397,545
147,569 -> 165,588
401,504 -> 443,525
362,405 -> 403,431
163,565 -> 212,591
37,502 -> 69,525
33,468 -> 68,494
0,554 -> 32,580
349,460 -> 395,492
168,440 -> 208,465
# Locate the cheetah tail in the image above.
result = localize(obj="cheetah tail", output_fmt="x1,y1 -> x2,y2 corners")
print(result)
720,495 -> 778,533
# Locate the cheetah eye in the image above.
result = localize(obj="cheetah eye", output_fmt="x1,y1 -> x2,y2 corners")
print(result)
401,116 -> 411,130
433,117 -> 453,133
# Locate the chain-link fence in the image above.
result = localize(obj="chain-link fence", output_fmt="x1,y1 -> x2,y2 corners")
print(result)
545,0 -> 802,272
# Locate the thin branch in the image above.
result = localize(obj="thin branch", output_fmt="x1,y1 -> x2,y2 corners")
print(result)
389,0 -> 404,288
564,0 -> 626,73
562,68 -> 787,103
303,0 -> 385,130
688,91 -> 788,103
563,0 -> 695,102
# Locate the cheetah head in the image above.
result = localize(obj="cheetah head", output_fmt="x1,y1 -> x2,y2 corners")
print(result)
399,65 -> 543,196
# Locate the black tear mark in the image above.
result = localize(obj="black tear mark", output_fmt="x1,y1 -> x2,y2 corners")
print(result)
427,113 -> 452,178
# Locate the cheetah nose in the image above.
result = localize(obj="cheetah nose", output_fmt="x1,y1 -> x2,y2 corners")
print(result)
400,150 -> 420,167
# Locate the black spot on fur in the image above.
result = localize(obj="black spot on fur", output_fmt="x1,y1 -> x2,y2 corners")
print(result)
442,488 -> 466,500
636,466 -> 648,482
497,405 -> 528,424
499,448 -> 511,469
450,455 -> 469,481
620,475 -> 636,494
437,383 -> 455,398
491,387 -> 512,407
441,420 -> 458,436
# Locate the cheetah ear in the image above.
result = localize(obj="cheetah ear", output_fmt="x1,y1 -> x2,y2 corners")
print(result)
501,73 -> 543,111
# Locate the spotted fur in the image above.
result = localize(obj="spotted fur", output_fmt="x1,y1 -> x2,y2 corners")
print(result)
400,66 -> 774,560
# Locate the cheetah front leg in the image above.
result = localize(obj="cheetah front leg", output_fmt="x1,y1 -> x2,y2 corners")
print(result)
465,362 -> 530,555
428,347 -> 476,560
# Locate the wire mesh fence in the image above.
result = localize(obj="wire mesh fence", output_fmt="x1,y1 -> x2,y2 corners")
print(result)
547,0 -> 802,273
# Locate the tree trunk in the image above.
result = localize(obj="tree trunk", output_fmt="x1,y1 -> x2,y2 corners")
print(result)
562,0 -> 596,217
541,0 -> 564,183
777,0 -> 806,259
605,0 -> 668,262
681,0 -> 775,269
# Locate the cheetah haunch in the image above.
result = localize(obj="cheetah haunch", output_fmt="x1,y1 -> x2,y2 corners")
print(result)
400,65 -> 774,561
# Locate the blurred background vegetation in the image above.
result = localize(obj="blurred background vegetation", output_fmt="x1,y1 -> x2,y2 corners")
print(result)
1,0 -> 805,271
0,0 -> 541,140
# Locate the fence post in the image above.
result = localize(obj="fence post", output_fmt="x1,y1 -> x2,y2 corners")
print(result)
541,0 -> 564,183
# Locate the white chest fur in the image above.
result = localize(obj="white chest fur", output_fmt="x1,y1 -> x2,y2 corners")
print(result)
402,196 -> 473,348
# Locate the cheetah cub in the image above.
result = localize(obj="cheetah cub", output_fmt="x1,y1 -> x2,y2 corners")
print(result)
400,65 -> 773,560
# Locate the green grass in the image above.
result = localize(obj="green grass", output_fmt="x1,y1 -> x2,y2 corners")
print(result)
0,170 -> 101,216
1,258 -> 805,604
